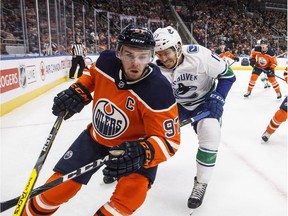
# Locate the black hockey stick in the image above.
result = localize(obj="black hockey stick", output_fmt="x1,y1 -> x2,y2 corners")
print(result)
1,112 -> 209,213
0,155 -> 109,213
11,115 -> 65,216
229,60 -> 236,67
255,67 -> 286,82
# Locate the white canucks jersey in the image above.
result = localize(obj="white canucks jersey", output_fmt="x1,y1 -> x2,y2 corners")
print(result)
156,44 -> 228,111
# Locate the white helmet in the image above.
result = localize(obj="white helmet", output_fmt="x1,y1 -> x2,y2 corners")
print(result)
153,26 -> 182,52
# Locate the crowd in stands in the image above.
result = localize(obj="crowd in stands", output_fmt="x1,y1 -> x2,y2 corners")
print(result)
177,0 -> 287,57
1,0 -> 287,57
78,0 -> 170,53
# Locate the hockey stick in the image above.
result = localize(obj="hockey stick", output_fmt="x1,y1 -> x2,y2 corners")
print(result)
0,155 -> 110,213
109,111 -> 211,156
276,52 -> 286,58
180,111 -> 210,127
1,112 -> 209,213
11,115 -> 65,216
228,60 -> 236,67
256,67 -> 286,82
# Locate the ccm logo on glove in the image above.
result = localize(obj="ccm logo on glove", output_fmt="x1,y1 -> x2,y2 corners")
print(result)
209,93 -> 225,104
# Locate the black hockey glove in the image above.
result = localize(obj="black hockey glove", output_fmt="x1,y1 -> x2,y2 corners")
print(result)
249,58 -> 256,67
265,68 -> 275,76
52,83 -> 92,120
234,56 -> 239,62
103,140 -> 155,178
203,91 -> 225,119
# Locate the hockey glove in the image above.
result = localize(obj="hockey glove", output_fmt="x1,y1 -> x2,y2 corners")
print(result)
52,83 -> 92,120
249,58 -> 256,67
266,68 -> 275,76
203,91 -> 225,119
103,140 -> 155,178
234,56 -> 239,62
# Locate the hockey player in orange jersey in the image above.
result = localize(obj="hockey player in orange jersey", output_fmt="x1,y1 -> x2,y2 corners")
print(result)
214,41 -> 239,64
261,67 -> 287,142
22,24 -> 180,215
255,39 -> 271,88
244,39 -> 282,99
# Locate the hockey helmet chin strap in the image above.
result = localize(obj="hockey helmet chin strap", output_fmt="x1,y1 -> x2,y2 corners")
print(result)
171,46 -> 183,70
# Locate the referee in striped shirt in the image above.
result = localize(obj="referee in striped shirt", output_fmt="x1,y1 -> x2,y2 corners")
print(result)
69,36 -> 87,79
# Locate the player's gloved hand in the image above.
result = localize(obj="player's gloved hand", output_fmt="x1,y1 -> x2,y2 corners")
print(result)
234,56 -> 239,62
266,68 -> 275,76
103,140 -> 155,178
52,83 -> 92,120
203,91 -> 225,119
249,58 -> 256,67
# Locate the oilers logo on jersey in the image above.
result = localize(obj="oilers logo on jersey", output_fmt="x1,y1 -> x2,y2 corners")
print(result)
258,56 -> 268,66
92,99 -> 129,139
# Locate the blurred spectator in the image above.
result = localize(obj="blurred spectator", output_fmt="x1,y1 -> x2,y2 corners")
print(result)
1,0 -> 286,57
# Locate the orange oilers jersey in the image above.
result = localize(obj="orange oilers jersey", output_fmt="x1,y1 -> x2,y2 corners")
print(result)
250,46 -> 277,69
215,48 -> 235,59
77,50 -> 180,167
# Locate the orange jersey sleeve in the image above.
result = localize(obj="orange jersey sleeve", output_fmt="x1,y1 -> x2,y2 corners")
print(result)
251,47 -> 277,69
77,50 -> 180,167
219,51 -> 235,59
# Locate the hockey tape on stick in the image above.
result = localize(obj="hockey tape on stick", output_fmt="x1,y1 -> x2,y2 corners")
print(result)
0,155 -> 110,213
11,115 -> 65,216
180,111 -> 210,127
255,67 -> 286,82
1,112 -> 209,212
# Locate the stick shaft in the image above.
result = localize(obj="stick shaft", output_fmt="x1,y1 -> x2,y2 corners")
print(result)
12,116 -> 64,216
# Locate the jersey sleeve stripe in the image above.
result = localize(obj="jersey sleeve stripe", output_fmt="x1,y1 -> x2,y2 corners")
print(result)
163,139 -> 176,154
219,62 -> 228,76
150,136 -> 172,160
82,71 -> 91,76
218,67 -> 235,79
166,139 -> 180,151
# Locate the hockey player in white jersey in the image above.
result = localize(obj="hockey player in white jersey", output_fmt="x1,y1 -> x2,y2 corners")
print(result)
153,26 -> 236,211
